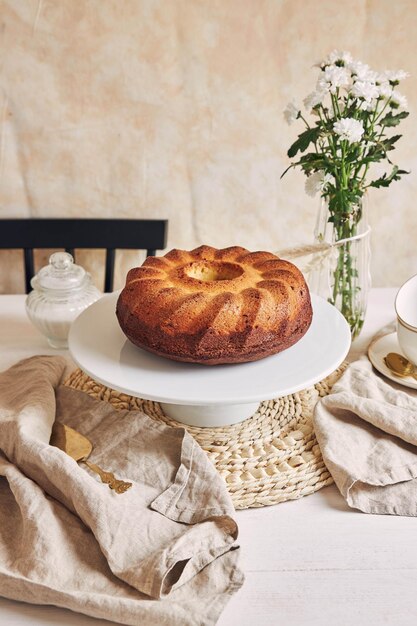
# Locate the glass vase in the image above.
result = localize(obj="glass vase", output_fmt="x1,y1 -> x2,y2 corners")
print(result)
308,195 -> 371,340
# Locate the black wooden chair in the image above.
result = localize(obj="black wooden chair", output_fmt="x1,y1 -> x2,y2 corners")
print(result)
0,218 -> 168,293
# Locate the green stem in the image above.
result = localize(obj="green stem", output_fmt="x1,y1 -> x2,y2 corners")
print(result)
327,201 -> 364,339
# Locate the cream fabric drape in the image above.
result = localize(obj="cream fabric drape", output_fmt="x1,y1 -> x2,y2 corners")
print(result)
0,0 -> 416,292
0,356 -> 243,625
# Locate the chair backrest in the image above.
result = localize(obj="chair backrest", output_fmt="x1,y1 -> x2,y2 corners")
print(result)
0,218 -> 168,293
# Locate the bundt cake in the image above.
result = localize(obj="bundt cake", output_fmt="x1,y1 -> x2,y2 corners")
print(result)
116,245 -> 313,365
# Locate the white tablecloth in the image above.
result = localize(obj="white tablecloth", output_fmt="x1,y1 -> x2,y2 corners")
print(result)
1,289 -> 417,626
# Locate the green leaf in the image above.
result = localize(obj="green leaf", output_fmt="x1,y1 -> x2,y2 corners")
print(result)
287,127 -> 321,158
364,135 -> 402,164
298,152 -> 327,174
382,134 -> 402,151
380,111 -> 409,127
369,165 -> 410,188
369,177 -> 389,188
299,153 -> 321,163
280,163 -> 295,179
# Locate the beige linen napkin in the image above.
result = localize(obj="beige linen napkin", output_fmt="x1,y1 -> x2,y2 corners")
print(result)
0,356 -> 243,625
314,356 -> 417,516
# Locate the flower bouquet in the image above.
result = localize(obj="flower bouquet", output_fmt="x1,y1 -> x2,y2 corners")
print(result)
283,50 -> 409,338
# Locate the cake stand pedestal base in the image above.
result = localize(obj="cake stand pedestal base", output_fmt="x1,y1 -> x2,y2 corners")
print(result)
159,401 -> 260,427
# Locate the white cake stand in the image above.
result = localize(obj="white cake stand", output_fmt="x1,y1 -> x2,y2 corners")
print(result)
68,292 -> 351,427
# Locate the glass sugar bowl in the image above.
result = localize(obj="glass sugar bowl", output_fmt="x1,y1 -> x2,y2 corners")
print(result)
26,252 -> 102,348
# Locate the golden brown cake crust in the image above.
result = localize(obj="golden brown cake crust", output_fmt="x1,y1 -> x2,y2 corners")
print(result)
116,245 -> 313,365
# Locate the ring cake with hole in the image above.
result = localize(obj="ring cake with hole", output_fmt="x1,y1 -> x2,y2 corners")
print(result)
116,245 -> 313,365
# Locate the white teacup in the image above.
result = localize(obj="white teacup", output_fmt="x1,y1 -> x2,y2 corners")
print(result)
395,274 -> 417,365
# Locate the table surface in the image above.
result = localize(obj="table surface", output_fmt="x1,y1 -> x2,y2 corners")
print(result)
1,289 -> 416,626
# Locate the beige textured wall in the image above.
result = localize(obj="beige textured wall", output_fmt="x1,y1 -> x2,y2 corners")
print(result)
0,0 -> 416,292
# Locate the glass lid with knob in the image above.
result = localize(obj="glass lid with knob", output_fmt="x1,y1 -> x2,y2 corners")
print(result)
31,252 -> 90,292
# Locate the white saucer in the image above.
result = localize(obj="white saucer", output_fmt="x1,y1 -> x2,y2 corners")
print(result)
368,332 -> 417,390
69,292 -> 351,427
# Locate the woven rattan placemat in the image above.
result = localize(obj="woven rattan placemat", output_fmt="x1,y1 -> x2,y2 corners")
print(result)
65,365 -> 346,509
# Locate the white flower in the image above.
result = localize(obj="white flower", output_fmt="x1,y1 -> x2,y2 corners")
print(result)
390,90 -> 408,110
351,80 -> 380,102
305,171 -> 334,197
303,89 -> 326,111
358,99 -> 377,112
283,101 -> 299,125
333,118 -> 365,143
381,69 -> 410,83
317,65 -> 352,94
377,83 -> 408,109
378,81 -> 393,99
349,61 -> 378,82
322,50 -> 353,67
